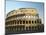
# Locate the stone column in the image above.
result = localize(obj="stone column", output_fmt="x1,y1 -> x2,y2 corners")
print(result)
14,21 -> 15,26
22,21 -> 23,31
19,20 -> 20,25
27,21 -> 29,31
19,21 -> 20,31
25,20 -> 26,31
31,20 -> 32,30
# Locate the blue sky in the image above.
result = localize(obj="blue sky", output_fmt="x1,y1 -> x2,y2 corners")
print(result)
6,0 -> 44,18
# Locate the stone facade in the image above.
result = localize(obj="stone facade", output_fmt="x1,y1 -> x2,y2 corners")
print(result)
5,8 -> 44,34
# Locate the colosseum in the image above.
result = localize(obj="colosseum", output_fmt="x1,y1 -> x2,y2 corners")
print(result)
5,8 -> 44,34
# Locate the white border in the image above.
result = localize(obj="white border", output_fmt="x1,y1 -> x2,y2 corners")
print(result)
0,0 -> 5,35
0,0 -> 46,35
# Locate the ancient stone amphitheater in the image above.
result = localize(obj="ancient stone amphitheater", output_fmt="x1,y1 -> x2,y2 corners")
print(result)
5,8 -> 44,34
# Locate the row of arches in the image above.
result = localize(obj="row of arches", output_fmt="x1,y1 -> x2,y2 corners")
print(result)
6,19 -> 41,26
6,25 -> 41,32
